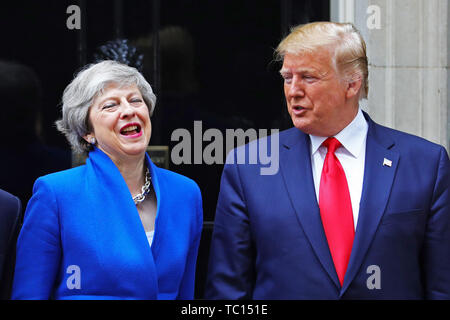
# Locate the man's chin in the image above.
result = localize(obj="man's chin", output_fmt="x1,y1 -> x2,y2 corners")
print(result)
292,118 -> 312,134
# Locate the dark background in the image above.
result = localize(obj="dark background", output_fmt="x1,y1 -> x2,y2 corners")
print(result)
0,0 -> 329,298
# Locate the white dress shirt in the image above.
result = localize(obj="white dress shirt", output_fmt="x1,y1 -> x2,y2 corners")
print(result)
309,108 -> 368,230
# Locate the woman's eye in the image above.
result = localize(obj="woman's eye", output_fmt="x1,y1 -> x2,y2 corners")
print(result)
130,98 -> 143,104
102,103 -> 116,110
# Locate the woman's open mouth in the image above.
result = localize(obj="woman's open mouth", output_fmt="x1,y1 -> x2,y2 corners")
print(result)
120,123 -> 143,138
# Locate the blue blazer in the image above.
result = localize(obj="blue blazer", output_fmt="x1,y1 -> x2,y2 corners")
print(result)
12,147 -> 203,300
205,112 -> 450,299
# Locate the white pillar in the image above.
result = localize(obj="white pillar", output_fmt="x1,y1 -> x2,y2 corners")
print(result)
330,0 -> 355,23
331,0 -> 449,151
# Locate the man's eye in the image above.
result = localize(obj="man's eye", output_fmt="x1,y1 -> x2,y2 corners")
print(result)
303,75 -> 317,82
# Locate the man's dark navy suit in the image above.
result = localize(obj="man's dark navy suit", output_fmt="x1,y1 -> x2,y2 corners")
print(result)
0,189 -> 21,299
205,113 -> 450,299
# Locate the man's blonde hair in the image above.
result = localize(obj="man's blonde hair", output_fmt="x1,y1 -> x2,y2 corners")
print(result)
276,22 -> 368,100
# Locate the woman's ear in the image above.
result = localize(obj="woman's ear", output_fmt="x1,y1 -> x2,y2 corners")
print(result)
83,134 -> 96,145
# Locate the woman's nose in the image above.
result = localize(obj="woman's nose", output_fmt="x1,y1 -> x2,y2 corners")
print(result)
120,99 -> 135,118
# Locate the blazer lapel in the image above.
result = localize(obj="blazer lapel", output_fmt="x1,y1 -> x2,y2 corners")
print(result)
85,148 -> 159,296
279,129 -> 341,289
340,115 -> 399,296
146,153 -> 163,258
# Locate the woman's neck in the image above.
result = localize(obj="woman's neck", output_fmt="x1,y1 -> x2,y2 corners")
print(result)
96,146 -> 147,196
115,156 -> 146,196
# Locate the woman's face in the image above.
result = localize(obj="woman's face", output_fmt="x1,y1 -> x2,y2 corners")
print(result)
86,82 -> 151,164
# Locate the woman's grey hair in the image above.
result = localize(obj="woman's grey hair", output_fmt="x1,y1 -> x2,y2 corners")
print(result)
55,60 -> 156,155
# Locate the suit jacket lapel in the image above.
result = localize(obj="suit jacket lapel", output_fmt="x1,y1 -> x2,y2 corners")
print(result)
279,129 -> 341,289
340,114 -> 399,296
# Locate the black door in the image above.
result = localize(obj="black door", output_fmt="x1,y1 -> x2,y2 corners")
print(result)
0,0 -> 329,298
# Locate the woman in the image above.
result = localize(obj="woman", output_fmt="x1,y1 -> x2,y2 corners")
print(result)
12,60 -> 203,299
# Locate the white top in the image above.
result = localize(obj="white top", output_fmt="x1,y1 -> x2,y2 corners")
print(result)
145,230 -> 155,247
309,108 -> 369,230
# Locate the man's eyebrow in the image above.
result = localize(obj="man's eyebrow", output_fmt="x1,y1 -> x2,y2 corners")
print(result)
280,67 -> 318,74
280,67 -> 329,78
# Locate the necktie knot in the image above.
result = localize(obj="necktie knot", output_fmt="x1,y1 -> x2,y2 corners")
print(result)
322,137 -> 341,155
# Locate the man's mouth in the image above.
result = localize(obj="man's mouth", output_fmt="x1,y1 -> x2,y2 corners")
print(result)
120,123 -> 142,136
293,106 -> 305,111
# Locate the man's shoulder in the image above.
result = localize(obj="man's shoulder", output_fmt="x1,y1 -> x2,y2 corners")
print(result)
222,127 -> 303,177
255,126 -> 304,144
231,127 -> 303,154
0,189 -> 21,234
0,189 -> 21,213
371,121 -> 447,156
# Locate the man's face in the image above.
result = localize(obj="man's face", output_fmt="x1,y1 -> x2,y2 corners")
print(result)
280,49 -> 357,137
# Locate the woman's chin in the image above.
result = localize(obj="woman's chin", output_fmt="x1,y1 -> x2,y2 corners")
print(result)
118,133 -> 150,154
124,145 -> 148,157
113,141 -> 147,158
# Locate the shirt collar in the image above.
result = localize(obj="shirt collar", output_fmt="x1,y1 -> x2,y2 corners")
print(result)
309,108 -> 368,158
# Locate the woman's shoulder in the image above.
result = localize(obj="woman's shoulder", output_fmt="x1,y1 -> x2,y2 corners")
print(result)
35,165 -> 87,189
26,166 -> 88,210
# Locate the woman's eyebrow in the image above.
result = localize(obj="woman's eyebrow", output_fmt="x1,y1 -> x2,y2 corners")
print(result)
96,90 -> 141,106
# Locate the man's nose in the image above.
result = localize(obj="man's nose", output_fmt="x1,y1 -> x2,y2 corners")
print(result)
288,76 -> 305,97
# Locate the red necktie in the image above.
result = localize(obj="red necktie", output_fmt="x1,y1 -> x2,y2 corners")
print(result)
319,137 -> 354,286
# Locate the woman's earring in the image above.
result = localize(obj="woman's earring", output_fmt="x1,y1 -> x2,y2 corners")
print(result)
90,137 -> 96,145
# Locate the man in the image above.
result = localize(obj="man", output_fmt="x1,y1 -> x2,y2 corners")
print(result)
205,22 -> 450,299
0,189 -> 21,299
